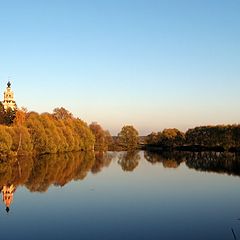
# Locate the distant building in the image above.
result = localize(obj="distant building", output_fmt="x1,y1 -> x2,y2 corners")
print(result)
2,81 -> 17,110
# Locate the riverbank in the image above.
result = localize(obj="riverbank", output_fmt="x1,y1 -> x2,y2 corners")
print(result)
141,144 -> 240,153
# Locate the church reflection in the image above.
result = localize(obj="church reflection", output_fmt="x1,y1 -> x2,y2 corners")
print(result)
1,184 -> 16,212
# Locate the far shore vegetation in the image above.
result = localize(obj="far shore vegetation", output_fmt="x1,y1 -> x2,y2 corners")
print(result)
0,103 -> 240,158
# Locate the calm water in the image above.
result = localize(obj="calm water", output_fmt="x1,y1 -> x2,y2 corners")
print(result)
0,151 -> 240,240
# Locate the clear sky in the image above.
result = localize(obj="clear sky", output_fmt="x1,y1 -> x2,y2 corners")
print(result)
0,0 -> 239,135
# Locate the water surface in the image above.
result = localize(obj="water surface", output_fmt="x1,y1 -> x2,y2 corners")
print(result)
0,151 -> 240,240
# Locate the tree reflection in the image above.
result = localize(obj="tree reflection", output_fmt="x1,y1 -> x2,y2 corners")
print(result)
1,150 -> 240,213
144,150 -> 240,177
91,151 -> 112,174
144,151 -> 185,168
118,151 -> 140,172
0,156 -> 33,187
25,151 -> 95,192
186,152 -> 240,177
0,151 -> 96,195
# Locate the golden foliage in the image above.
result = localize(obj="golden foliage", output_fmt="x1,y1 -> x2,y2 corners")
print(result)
89,122 -> 113,151
118,125 -> 139,150
0,107 -> 95,156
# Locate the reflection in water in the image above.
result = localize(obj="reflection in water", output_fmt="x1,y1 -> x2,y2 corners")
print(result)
0,152 -> 109,204
0,150 -> 240,213
231,228 -> 237,240
0,151 -> 115,193
25,151 -> 98,192
1,184 -> 16,212
144,151 -> 240,177
186,152 -> 240,177
91,151 -> 112,174
26,152 -> 87,191
0,150 -> 240,240
0,151 -> 239,194
0,151 -> 239,191
144,151 -> 185,168
118,151 -> 140,172
0,151 -> 113,213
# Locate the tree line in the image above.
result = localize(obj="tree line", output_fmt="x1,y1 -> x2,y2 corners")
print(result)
0,106 -> 96,156
107,124 -> 240,152
145,125 -> 240,152
0,105 -> 140,156
0,101 -> 240,155
0,103 -> 141,156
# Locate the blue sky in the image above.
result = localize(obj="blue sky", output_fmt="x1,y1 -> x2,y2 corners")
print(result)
0,0 -> 239,135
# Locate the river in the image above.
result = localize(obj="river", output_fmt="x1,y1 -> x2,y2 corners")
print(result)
0,151 -> 239,240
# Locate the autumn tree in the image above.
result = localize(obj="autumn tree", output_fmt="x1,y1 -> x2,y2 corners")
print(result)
160,128 -> 185,148
104,130 -> 114,150
0,106 -> 96,156
0,102 -> 6,124
14,108 -> 27,126
185,125 -> 235,149
72,118 -> 95,151
23,108 -> 95,154
53,107 -> 73,120
0,102 -> 16,126
118,125 -> 139,150
146,132 -> 161,145
6,125 -> 33,153
4,108 -> 16,125
0,125 -> 12,154
145,129 -> 185,149
26,112 -> 48,154
89,122 -> 112,151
